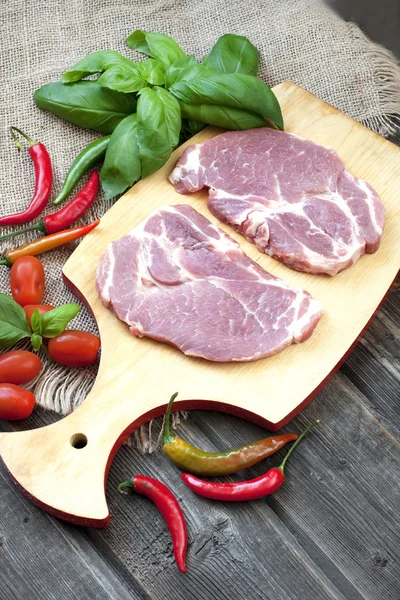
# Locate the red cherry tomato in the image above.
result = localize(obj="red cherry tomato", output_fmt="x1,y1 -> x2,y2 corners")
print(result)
10,256 -> 45,306
0,383 -> 36,420
0,350 -> 42,384
23,304 -> 55,329
48,330 -> 101,367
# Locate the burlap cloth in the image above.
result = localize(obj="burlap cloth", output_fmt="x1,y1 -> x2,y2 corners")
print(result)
1,0 -> 399,440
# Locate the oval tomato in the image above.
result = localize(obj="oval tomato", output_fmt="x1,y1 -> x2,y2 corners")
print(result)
0,350 -> 42,384
23,304 -> 55,329
0,383 -> 36,420
10,256 -> 45,306
48,330 -> 101,367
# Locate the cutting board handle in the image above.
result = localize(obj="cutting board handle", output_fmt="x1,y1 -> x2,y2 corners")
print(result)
0,385 -> 168,527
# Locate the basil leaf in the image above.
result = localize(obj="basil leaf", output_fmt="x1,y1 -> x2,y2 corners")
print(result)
0,323 -> 30,349
126,30 -> 185,67
180,118 -> 206,143
41,304 -> 80,338
137,88 -> 178,178
62,50 -> 134,83
186,120 -> 205,135
34,82 -> 137,134
179,103 -> 266,130
137,59 -> 165,86
165,56 -> 212,88
203,34 -> 259,75
100,114 -> 141,199
98,64 -> 148,93
153,88 -> 181,148
31,333 -> 43,352
170,73 -> 283,130
30,309 -> 42,335
0,293 -> 31,349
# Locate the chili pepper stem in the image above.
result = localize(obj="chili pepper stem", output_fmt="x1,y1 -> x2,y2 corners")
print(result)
278,420 -> 320,473
0,257 -> 11,267
0,222 -> 45,242
10,126 -> 37,148
163,392 -> 179,444
118,479 -> 135,495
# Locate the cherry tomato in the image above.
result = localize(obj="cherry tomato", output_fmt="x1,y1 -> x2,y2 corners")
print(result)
10,256 -> 45,306
0,383 -> 36,420
0,350 -> 42,384
48,330 -> 101,367
23,304 -> 55,329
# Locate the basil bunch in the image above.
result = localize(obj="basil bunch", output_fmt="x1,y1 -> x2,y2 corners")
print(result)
34,32 -> 283,199
0,293 -> 80,353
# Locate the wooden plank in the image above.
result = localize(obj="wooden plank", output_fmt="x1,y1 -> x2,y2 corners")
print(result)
266,373 -> 400,599
0,462 -> 150,600
340,290 -> 400,435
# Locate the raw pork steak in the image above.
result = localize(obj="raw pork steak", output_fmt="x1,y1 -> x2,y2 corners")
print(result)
96,204 -> 322,362
169,129 -> 385,276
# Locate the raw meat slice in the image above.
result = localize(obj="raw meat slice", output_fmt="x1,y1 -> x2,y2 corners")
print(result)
96,204 -> 322,362
169,129 -> 385,276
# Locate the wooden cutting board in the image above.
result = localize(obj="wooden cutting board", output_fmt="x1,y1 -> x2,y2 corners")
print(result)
0,81 -> 399,527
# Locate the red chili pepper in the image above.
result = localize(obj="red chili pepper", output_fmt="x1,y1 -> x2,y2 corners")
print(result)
0,220 -> 100,266
181,420 -> 319,501
118,475 -> 188,572
0,171 -> 99,242
0,127 -> 52,226
44,171 -> 99,233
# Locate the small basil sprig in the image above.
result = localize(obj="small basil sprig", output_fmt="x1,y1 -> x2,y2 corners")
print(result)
34,81 -> 137,134
28,304 -> 80,352
203,34 -> 260,75
40,305 -> 80,337
0,293 -> 80,353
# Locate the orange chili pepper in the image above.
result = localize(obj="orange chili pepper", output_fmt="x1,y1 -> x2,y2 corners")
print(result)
0,220 -> 100,266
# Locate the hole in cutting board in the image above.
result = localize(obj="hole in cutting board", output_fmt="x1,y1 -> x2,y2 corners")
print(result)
70,433 -> 88,449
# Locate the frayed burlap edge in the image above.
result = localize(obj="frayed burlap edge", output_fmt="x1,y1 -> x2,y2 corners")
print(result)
347,23 -> 400,135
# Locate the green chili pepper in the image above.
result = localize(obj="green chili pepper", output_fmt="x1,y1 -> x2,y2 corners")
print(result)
162,393 -> 298,476
53,136 -> 110,205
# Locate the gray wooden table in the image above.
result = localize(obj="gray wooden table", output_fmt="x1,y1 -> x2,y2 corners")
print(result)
1,5 -> 400,598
